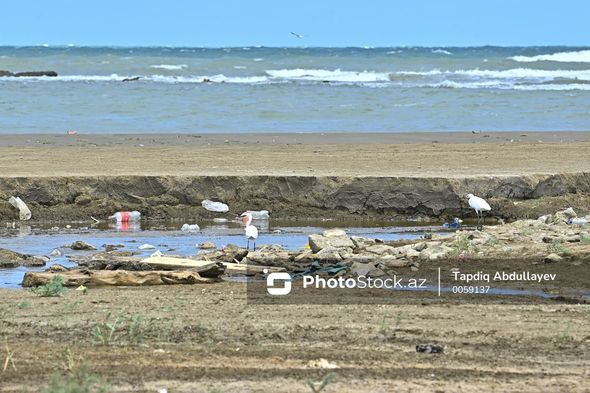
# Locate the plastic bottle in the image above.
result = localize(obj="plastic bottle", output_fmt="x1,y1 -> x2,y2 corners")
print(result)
109,210 -> 141,223
201,199 -> 229,213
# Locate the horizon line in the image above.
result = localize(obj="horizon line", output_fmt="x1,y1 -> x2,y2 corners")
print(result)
1,44 -> 589,49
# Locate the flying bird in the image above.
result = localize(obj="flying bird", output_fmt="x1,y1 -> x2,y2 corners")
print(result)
240,212 -> 259,250
466,194 -> 491,229
290,32 -> 304,39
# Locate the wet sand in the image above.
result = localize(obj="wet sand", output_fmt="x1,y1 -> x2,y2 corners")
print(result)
1,131 -> 590,177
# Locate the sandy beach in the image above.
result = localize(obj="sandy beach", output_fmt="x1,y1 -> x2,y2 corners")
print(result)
1,131 -> 590,177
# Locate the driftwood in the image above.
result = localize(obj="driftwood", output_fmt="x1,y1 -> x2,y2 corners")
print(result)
142,256 -> 285,275
22,269 -> 217,287
142,256 -> 226,278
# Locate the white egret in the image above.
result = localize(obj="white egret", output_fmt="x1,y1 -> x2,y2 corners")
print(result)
466,194 -> 491,229
240,212 -> 259,250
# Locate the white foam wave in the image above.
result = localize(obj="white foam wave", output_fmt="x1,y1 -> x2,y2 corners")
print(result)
432,49 -> 452,55
426,80 -> 590,91
396,68 -> 590,80
150,64 -> 188,70
509,50 -> 590,63
266,68 -> 390,82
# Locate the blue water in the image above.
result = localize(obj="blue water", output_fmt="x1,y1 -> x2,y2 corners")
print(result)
0,221 -> 430,288
1,46 -> 590,133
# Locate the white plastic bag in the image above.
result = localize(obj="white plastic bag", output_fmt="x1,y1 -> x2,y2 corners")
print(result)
243,210 -> 270,220
201,199 -> 229,213
181,223 -> 200,232
8,196 -> 32,221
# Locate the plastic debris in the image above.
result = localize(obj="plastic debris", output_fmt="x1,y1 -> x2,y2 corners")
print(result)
138,244 -> 156,250
49,249 -> 62,257
213,218 -> 228,223
201,199 -> 229,213
109,211 -> 141,223
443,217 -> 463,229
416,343 -> 444,354
243,210 -> 271,220
8,196 -> 32,221
568,217 -> 588,226
181,223 -> 200,232
150,250 -> 163,257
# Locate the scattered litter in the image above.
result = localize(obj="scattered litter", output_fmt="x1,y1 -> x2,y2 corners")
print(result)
75,285 -> 87,294
109,211 -> 141,223
213,218 -> 228,223
272,229 -> 282,234
416,343 -> 444,354
90,216 -> 100,224
150,250 -> 163,257
8,196 -> 32,221
202,199 -> 229,213
443,217 -> 462,229
158,389 -> 168,393
49,249 -> 62,257
568,217 -> 588,226
471,130 -> 481,134
181,223 -> 200,232
306,358 -> 339,369
67,130 -> 77,135
138,244 -> 156,250
243,210 -> 270,220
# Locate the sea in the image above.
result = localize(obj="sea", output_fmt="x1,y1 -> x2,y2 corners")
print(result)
1,46 -> 589,133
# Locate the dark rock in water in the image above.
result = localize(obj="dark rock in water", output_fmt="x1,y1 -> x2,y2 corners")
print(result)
0,248 -> 46,268
0,70 -> 14,77
416,343 -> 444,354
122,76 -> 141,82
48,264 -> 69,272
67,241 -> 97,251
13,71 -> 58,77
103,244 -> 125,252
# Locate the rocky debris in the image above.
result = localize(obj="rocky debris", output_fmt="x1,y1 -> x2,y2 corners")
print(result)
543,253 -> 563,264
198,241 -> 216,249
66,241 -> 97,251
416,343 -> 444,354
308,229 -> 354,252
22,269 -> 217,287
0,248 -> 46,268
243,245 -> 291,268
103,244 -> 124,252
48,264 -> 69,272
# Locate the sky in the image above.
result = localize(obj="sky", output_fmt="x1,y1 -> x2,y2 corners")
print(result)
0,0 -> 588,47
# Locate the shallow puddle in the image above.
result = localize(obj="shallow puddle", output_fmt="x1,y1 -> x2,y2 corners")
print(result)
0,219 -> 437,288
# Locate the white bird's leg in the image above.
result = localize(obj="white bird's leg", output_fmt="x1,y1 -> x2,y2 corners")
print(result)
476,210 -> 481,226
482,211 -> 486,226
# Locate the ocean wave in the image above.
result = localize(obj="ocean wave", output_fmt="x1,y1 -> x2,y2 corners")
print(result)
395,68 -> 590,80
432,49 -> 452,55
266,68 -> 390,82
150,64 -> 188,70
509,50 -> 590,63
425,80 -> 590,91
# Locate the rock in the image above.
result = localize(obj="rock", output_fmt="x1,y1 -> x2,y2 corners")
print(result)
245,250 -> 291,267
351,236 -> 376,250
67,241 -> 97,251
366,267 -> 388,277
220,244 -> 249,262
314,247 -> 343,263
198,241 -> 216,250
294,250 -> 314,262
365,244 -> 397,256
543,253 -> 562,263
378,255 -> 409,268
553,207 -> 577,224
103,244 -> 124,252
48,264 -> 69,272
22,269 -> 216,287
344,254 -> 377,264
13,71 -> 58,77
0,248 -> 47,268
322,228 -> 347,238
308,230 -> 354,252
350,262 -> 372,276
413,242 -> 428,252
416,343 -> 444,354
419,245 -> 453,261
0,70 -> 14,77
537,214 -> 552,224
